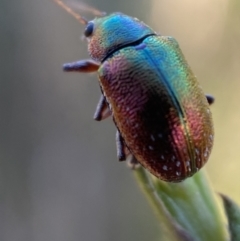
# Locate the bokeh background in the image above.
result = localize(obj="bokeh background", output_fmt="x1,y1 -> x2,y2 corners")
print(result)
0,0 -> 239,240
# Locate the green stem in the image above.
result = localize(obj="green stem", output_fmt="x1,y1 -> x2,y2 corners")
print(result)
134,167 -> 229,241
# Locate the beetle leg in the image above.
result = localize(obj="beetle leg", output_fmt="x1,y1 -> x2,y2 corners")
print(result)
94,95 -> 111,121
116,130 -> 128,161
205,94 -> 215,105
116,131 -> 140,168
63,59 -> 99,73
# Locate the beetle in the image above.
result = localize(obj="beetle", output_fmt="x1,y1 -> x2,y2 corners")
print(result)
54,0 -> 214,182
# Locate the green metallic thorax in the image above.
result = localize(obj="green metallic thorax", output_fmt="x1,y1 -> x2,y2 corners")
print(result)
87,13 -> 156,62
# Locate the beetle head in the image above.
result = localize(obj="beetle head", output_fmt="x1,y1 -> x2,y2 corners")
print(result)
84,13 -> 156,62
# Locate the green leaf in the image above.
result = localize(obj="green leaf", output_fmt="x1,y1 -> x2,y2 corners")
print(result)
134,167 -> 195,241
134,167 -> 229,241
221,194 -> 240,241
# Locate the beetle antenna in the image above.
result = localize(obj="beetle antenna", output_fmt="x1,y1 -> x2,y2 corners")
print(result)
67,1 -> 106,17
53,0 -> 88,25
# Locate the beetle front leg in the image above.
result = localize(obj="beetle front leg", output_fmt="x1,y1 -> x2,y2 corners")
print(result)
205,94 -> 215,105
94,95 -> 111,121
63,59 -> 99,73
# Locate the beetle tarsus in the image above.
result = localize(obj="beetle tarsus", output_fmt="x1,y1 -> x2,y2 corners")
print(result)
205,94 -> 215,105
93,95 -> 111,121
127,155 -> 140,169
63,59 -> 99,72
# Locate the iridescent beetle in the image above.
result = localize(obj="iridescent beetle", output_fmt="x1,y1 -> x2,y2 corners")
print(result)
54,0 -> 214,182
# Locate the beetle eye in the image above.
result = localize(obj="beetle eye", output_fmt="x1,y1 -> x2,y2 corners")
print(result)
84,22 -> 94,37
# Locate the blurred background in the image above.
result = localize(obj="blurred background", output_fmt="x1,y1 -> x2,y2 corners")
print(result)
0,0 -> 239,240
